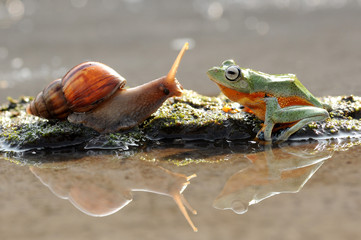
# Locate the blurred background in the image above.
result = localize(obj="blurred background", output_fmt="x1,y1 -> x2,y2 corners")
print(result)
0,0 -> 361,103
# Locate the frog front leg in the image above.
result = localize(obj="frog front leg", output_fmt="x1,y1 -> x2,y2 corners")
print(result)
256,97 -> 329,141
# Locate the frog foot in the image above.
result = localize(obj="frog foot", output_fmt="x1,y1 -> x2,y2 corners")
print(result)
256,130 -> 266,141
256,129 -> 282,142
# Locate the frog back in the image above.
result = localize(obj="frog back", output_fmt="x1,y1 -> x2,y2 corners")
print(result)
248,70 -> 323,108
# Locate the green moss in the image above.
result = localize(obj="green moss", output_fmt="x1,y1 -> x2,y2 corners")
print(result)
142,90 -> 260,141
1,91 -> 361,152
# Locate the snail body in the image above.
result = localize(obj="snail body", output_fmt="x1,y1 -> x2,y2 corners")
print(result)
68,75 -> 183,133
27,43 -> 188,133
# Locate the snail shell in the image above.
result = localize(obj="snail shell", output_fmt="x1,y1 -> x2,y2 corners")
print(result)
27,62 -> 125,120
27,43 -> 188,133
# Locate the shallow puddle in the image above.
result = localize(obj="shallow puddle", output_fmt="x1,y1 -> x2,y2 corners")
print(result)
1,139 -> 361,240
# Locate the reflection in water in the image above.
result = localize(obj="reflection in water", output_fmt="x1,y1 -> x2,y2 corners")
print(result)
213,142 -> 333,214
30,155 -> 198,232
27,141 -> 336,232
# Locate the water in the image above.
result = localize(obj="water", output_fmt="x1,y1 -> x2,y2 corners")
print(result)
1,139 -> 361,239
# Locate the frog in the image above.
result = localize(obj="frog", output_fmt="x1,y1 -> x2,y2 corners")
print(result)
207,60 -> 330,141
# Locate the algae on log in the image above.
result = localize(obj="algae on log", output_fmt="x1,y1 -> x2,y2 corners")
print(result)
1,90 -> 361,152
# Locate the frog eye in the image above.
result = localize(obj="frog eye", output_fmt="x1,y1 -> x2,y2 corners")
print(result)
225,66 -> 241,81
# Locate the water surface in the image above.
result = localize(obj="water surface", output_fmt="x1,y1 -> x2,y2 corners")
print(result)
1,139 -> 361,240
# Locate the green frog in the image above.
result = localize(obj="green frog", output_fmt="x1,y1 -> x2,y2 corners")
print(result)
207,60 -> 330,141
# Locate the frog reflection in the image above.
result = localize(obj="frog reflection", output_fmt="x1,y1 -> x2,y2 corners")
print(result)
213,142 -> 333,214
30,155 -> 198,232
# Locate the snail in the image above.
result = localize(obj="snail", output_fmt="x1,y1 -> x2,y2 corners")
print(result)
26,43 -> 189,133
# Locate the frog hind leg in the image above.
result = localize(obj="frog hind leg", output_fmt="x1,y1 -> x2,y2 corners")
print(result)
275,113 -> 328,141
257,97 -> 329,142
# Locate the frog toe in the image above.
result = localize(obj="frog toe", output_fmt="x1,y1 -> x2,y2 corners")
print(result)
256,131 -> 265,141
256,130 -> 273,141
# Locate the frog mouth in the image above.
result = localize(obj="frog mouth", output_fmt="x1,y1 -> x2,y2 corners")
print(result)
207,70 -> 242,95
206,68 -> 218,82
207,68 -> 225,86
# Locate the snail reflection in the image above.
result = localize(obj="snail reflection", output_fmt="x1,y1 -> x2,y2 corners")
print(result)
28,140 -> 334,232
213,142 -> 333,214
30,154 -> 198,232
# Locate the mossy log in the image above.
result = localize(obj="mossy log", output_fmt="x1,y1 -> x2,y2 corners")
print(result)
1,90 -> 361,152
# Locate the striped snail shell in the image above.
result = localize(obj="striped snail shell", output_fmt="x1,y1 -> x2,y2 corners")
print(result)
27,62 -> 125,120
